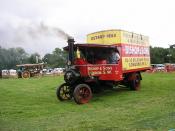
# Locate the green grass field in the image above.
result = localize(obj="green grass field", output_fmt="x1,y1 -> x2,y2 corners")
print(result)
0,73 -> 175,131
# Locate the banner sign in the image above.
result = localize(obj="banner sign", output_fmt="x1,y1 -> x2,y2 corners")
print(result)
122,57 -> 150,70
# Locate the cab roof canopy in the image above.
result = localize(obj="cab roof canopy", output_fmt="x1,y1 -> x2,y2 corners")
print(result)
16,63 -> 44,67
63,43 -> 117,51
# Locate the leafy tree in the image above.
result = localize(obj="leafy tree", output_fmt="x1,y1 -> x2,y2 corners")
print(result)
150,46 -> 169,64
43,48 -> 67,68
0,47 -> 29,70
27,53 -> 42,64
169,48 -> 175,63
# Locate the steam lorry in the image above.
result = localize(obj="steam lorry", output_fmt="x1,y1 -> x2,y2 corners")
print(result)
56,29 -> 150,104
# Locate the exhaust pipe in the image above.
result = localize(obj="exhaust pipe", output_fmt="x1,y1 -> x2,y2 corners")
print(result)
67,37 -> 75,65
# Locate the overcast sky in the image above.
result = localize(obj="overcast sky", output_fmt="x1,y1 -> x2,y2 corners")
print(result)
0,0 -> 175,56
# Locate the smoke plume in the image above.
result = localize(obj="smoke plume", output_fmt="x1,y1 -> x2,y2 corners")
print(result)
0,22 -> 71,56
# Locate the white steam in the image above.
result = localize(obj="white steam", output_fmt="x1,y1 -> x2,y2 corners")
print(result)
0,22 -> 71,56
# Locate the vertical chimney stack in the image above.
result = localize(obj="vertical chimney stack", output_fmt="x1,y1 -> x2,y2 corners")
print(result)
67,37 -> 75,65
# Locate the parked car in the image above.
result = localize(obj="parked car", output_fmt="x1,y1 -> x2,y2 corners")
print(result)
9,69 -> 17,76
155,64 -> 166,71
53,68 -> 64,74
45,68 -> 54,75
156,64 -> 165,70
2,70 -> 9,78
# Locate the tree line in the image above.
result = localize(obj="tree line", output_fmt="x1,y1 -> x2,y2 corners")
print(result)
0,46 -> 66,70
150,46 -> 175,64
0,46 -> 175,70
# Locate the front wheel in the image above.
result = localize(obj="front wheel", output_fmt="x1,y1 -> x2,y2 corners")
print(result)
73,84 -> 92,104
56,83 -> 72,101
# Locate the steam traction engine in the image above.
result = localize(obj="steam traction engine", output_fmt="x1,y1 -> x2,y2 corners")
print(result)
56,30 -> 151,104
16,63 -> 44,78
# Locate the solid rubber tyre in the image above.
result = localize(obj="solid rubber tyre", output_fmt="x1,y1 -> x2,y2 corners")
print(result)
129,73 -> 141,90
73,84 -> 92,104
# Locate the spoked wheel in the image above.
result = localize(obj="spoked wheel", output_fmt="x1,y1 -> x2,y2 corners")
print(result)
129,73 -> 141,90
22,71 -> 30,78
73,84 -> 92,104
56,83 -> 72,101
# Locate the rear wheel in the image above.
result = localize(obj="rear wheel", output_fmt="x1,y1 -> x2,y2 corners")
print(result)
129,73 -> 141,90
73,84 -> 92,104
56,83 -> 72,101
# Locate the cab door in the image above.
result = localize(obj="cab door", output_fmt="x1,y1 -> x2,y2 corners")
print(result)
98,46 -> 123,81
